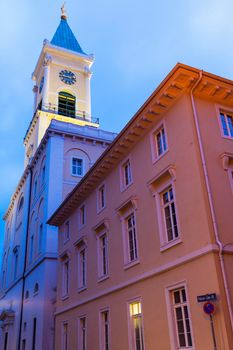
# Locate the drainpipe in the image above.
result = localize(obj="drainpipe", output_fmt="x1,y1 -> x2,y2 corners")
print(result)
190,72 -> 233,331
17,167 -> 33,350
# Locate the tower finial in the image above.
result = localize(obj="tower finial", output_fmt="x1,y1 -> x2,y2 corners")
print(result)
61,2 -> 67,20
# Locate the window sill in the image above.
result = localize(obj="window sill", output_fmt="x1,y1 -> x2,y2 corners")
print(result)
120,181 -> 133,193
152,149 -> 169,165
97,206 -> 106,215
124,259 -> 140,270
160,237 -> 182,252
98,274 -> 109,283
71,174 -> 84,178
78,286 -> 87,293
221,135 -> 233,141
61,294 -> 69,301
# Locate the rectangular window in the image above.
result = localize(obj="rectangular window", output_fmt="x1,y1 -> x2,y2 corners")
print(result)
129,301 -> 144,350
78,247 -> 86,290
62,322 -> 68,350
62,259 -> 70,297
79,205 -> 86,227
34,179 -> 37,198
79,317 -> 87,350
100,310 -> 110,350
172,287 -> 193,348
14,252 -> 18,279
39,223 -> 43,253
32,318 -> 37,350
220,112 -> 233,138
64,221 -> 70,242
72,157 -> 83,176
155,126 -> 167,156
98,184 -> 106,211
42,165 -> 46,184
98,233 -> 109,278
123,160 -> 132,187
22,339 -> 26,350
161,186 -> 179,242
126,213 -> 138,262
30,235 -> 34,262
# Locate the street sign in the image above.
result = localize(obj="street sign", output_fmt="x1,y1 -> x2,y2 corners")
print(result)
197,293 -> 217,303
203,301 -> 215,315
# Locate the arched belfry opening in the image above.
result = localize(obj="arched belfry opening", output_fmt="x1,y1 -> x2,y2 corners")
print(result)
58,91 -> 76,118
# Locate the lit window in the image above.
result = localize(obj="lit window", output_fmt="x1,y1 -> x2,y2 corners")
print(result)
161,186 -> 179,242
78,317 -> 87,350
62,322 -> 68,350
58,91 -> 76,118
77,246 -> 86,290
100,310 -> 110,350
62,258 -> 70,297
64,221 -> 70,242
155,126 -> 167,156
126,213 -> 138,262
72,157 -> 83,176
220,112 -> 233,138
97,184 -> 106,211
129,301 -> 144,350
171,287 -> 193,348
98,233 -> 109,278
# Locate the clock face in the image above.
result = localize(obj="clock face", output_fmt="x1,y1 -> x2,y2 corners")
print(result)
39,76 -> 44,93
59,70 -> 76,85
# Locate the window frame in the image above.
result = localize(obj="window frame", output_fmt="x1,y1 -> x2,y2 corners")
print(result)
99,307 -> 111,350
61,256 -> 70,299
127,298 -> 145,350
97,183 -> 106,213
97,231 -> 109,281
165,281 -> 194,350
76,241 -> 87,292
150,122 -> 168,163
154,180 -> 181,251
219,111 -> 233,139
62,321 -> 68,350
120,157 -> 133,191
78,315 -> 87,350
78,204 -> 86,228
118,199 -> 140,269
71,156 -> 84,177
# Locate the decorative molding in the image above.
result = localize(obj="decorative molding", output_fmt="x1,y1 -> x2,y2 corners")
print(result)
147,164 -> 176,193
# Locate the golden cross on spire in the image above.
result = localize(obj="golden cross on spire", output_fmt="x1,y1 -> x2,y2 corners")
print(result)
61,2 -> 68,20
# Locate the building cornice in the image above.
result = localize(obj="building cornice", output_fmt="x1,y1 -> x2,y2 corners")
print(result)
48,63 -> 233,226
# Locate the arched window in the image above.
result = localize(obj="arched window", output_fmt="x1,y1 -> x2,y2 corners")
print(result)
18,196 -> 24,212
58,92 -> 76,118
34,283 -> 39,294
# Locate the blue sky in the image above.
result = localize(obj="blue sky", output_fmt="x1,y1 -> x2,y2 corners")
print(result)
1,0 -> 233,255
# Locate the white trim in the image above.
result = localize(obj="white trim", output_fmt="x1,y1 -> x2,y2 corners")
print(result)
96,230 -> 109,281
97,182 -> 106,213
150,120 -> 169,164
54,243 -> 218,316
119,156 -> 133,192
71,156 -> 85,177
78,315 -> 87,350
127,297 -> 145,350
165,281 -> 195,350
99,306 -> 111,350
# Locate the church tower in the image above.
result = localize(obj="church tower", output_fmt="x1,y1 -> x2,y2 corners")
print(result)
24,5 -> 97,166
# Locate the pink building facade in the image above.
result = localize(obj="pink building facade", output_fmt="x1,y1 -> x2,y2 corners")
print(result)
49,64 -> 233,349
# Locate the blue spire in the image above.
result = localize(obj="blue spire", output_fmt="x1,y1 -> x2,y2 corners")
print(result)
51,17 -> 85,55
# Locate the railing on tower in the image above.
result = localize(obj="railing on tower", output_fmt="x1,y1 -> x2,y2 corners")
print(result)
39,102 -> 99,125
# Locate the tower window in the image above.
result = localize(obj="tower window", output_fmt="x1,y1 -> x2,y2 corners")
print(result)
58,92 -> 76,118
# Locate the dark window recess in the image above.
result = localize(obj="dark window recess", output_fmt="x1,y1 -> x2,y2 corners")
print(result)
38,99 -> 42,110
4,332 -> 8,350
58,92 -> 76,118
32,318 -> 37,350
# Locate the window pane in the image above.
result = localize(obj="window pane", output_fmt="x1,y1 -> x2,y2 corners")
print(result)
220,113 -> 229,136
227,115 -> 233,137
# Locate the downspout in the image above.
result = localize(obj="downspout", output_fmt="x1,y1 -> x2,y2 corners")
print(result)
17,167 -> 33,350
190,72 -> 233,331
